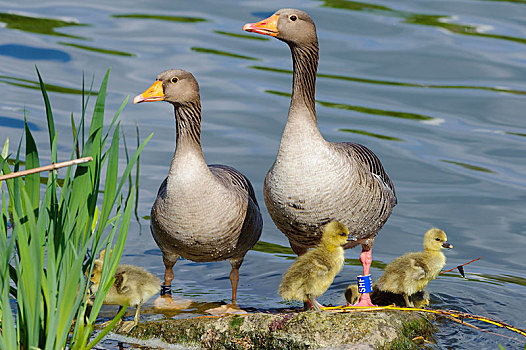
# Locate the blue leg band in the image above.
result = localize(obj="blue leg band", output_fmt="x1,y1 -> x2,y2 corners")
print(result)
357,274 -> 373,293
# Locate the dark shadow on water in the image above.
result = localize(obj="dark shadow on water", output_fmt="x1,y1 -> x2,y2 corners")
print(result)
112,14 -> 208,23
265,90 -> 435,121
0,44 -> 70,62
191,47 -> 260,61
249,65 -> 526,95
0,12 -> 89,40
58,42 -> 136,57
0,116 -> 40,131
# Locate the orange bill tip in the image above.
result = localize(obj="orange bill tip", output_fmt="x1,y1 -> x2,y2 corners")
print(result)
243,14 -> 279,37
133,80 -> 164,104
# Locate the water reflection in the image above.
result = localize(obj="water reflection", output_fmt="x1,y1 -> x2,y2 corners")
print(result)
112,13 -> 208,23
213,30 -> 269,41
0,12 -> 89,40
440,159 -> 495,174
320,0 -> 526,45
339,128 -> 403,141
191,47 -> 259,60
58,42 -> 135,57
265,90 -> 435,121
250,65 -> 526,95
0,74 -> 97,95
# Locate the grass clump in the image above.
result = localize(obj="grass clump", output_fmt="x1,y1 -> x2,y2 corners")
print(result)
0,68 -> 151,349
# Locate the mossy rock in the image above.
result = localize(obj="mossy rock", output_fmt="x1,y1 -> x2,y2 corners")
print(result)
118,310 -> 436,349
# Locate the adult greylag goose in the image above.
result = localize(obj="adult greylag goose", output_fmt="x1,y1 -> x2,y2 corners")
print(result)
133,69 -> 263,309
243,9 -> 397,306
374,228 -> 452,307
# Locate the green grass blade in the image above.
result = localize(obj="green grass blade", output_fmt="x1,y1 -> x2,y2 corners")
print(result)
24,118 -> 41,209
36,66 -> 56,162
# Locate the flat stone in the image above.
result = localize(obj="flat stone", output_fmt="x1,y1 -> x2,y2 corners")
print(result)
116,308 -> 436,349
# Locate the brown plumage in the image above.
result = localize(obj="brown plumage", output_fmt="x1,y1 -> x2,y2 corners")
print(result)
133,69 -> 263,306
373,228 -> 453,307
278,221 -> 351,310
89,250 -> 160,332
243,8 -> 396,307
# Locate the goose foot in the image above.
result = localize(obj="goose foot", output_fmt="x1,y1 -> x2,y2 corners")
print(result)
352,292 -> 376,307
154,295 -> 192,310
205,303 -> 247,316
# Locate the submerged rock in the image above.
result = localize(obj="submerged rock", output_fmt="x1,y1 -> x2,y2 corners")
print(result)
117,309 -> 436,349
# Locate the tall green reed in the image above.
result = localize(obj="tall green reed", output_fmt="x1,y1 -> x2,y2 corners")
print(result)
0,68 -> 152,349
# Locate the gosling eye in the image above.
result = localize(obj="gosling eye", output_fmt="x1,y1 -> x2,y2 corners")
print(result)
289,15 -> 297,21
171,77 -> 179,84
435,238 -> 441,241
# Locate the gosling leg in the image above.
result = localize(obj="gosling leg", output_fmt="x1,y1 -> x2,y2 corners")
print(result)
353,248 -> 376,307
403,294 -> 414,308
307,294 -> 322,311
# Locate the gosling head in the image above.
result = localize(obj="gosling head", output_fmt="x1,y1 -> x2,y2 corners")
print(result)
320,220 -> 351,248
424,228 -> 453,252
133,69 -> 200,107
243,8 -> 317,47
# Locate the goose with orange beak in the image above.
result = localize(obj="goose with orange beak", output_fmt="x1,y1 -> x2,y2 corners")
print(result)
243,9 -> 397,307
134,69 -> 263,314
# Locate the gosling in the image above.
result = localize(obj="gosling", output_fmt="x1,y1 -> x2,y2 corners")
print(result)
278,221 -> 352,311
373,228 -> 452,307
89,250 -> 161,332
345,283 -> 430,308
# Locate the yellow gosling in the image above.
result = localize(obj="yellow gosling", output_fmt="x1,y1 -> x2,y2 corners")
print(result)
89,250 -> 160,332
373,228 -> 452,307
279,221 -> 351,310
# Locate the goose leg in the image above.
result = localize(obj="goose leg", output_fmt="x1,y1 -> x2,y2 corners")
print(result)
229,257 -> 244,304
353,248 -> 376,307
403,294 -> 414,308
155,254 -> 192,310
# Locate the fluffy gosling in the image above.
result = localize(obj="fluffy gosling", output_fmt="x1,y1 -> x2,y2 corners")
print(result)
89,250 -> 160,332
373,228 -> 452,307
278,221 -> 352,310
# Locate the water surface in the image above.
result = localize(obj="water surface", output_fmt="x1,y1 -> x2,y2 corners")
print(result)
0,0 -> 525,348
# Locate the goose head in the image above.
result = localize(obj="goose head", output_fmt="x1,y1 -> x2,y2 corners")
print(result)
243,8 -> 317,46
424,228 -> 453,252
133,69 -> 200,107
320,220 -> 352,248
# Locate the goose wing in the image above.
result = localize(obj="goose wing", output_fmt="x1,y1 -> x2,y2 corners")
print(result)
210,164 -> 260,208
335,142 -> 397,205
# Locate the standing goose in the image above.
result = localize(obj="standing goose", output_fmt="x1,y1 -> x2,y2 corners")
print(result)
133,69 -> 263,309
243,9 -> 397,306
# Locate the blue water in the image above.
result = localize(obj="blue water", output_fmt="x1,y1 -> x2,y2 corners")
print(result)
1,0 -> 525,348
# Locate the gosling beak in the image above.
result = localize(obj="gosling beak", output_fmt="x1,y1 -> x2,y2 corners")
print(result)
133,80 -> 164,104
242,14 -> 279,37
442,241 -> 453,249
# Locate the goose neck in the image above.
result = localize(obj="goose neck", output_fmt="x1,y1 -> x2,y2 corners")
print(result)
289,42 -> 319,118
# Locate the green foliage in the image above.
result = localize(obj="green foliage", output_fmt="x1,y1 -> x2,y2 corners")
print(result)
0,68 -> 152,349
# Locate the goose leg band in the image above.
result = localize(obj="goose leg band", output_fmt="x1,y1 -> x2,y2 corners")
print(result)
160,284 -> 172,296
357,274 -> 373,293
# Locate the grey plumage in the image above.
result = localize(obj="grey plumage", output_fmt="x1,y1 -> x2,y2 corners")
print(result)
134,69 -> 263,303
244,9 -> 396,255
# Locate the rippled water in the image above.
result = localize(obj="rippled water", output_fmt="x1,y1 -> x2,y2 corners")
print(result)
1,0 -> 525,348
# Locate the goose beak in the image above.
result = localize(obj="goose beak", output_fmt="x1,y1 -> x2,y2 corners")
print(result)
442,241 -> 453,249
243,14 -> 279,37
133,80 -> 164,104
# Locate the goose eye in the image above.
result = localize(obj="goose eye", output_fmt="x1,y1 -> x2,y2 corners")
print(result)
289,15 -> 297,21
339,232 -> 346,236
435,238 -> 441,241
171,77 -> 178,84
